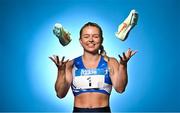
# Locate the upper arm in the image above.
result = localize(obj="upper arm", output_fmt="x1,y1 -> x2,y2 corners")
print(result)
108,57 -> 119,76
108,57 -> 119,87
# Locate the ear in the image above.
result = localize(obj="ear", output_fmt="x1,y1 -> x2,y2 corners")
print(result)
79,38 -> 83,45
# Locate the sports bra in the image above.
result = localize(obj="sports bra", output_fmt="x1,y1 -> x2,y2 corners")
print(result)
71,56 -> 112,96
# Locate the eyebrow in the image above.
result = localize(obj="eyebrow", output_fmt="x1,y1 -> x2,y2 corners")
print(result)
82,34 -> 100,36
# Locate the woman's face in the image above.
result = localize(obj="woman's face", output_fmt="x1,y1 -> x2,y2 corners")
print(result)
80,26 -> 102,54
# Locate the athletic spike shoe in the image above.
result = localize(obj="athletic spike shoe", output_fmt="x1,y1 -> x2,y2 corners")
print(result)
115,9 -> 138,41
53,23 -> 71,46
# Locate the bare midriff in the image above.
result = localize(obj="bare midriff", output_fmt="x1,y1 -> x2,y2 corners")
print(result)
74,92 -> 109,108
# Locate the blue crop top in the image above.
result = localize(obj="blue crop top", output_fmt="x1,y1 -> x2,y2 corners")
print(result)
71,56 -> 112,96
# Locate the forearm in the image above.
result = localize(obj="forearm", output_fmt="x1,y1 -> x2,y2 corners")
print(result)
119,64 -> 128,90
112,48 -> 136,93
55,69 -> 70,98
114,64 -> 128,93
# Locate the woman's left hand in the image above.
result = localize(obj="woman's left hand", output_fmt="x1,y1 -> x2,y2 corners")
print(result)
118,48 -> 137,66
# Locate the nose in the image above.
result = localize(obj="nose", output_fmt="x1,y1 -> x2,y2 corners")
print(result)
88,36 -> 94,42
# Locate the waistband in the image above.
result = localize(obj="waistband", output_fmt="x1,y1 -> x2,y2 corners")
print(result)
73,106 -> 111,113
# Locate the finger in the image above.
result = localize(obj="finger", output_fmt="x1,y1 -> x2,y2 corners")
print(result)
126,48 -> 131,58
56,56 -> 60,64
65,59 -> 69,64
119,54 -> 127,65
128,48 -> 131,51
53,55 -> 58,62
64,59 -> 69,65
131,50 -> 138,57
49,56 -> 54,62
61,56 -> 65,62
118,54 -> 123,61
53,55 -> 57,59
49,56 -> 57,65
123,52 -> 127,60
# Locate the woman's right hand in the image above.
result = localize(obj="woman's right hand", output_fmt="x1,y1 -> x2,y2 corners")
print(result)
49,55 -> 69,71
49,55 -> 71,98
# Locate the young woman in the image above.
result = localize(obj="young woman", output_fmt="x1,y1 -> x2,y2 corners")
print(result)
49,22 -> 137,112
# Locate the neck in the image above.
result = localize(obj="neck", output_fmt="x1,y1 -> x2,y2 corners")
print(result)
83,52 -> 100,61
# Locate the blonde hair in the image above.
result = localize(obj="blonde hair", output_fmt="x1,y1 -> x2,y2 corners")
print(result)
99,45 -> 109,62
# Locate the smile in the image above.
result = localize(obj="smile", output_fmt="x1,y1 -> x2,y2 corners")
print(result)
87,43 -> 96,48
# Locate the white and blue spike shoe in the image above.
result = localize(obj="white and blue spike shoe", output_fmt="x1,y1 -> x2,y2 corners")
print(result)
53,23 -> 71,46
115,9 -> 138,41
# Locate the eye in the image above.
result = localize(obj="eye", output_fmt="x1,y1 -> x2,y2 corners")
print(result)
93,35 -> 100,38
94,36 -> 99,38
83,36 -> 89,38
82,34 -> 89,38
